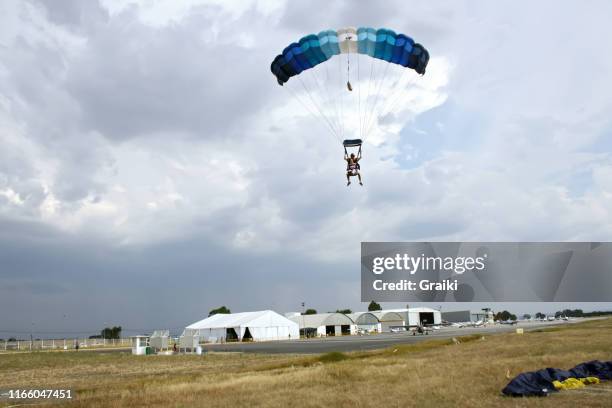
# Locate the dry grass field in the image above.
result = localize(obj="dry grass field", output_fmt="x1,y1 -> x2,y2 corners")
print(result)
1,318 -> 611,407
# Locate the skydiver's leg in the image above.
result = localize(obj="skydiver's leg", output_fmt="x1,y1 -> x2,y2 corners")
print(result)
357,172 -> 363,186
346,172 -> 351,186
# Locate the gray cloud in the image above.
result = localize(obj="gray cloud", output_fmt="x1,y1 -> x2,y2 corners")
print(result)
0,0 -> 611,337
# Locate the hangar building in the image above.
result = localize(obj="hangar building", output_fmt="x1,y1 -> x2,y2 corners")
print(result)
442,310 -> 494,323
346,312 -> 380,333
289,312 -> 356,337
384,307 -> 442,326
371,311 -> 406,332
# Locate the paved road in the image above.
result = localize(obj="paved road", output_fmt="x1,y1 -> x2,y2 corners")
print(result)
202,320 -> 576,354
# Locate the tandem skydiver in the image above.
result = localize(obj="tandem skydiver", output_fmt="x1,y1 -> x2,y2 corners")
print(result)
345,151 -> 363,186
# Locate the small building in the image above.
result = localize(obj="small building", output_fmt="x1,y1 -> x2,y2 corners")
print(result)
130,335 -> 150,355
185,310 -> 299,343
289,313 -> 356,337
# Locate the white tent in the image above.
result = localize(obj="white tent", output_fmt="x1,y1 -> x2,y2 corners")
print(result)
185,310 -> 299,343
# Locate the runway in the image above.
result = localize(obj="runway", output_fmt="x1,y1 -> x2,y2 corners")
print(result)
202,320 -> 576,354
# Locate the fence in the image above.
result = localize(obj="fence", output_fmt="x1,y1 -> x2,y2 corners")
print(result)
1,337 -> 132,352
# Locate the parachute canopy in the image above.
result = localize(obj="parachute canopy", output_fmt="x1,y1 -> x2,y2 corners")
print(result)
270,27 -> 430,144
271,27 -> 429,86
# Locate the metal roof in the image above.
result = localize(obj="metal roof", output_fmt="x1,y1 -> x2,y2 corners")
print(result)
346,312 -> 379,325
289,312 -> 354,329
370,311 -> 405,322
186,310 -> 297,330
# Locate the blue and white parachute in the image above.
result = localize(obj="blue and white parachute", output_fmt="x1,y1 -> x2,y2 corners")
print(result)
270,27 -> 430,143
271,27 -> 429,85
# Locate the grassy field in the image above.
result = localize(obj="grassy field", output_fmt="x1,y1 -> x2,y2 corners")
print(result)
1,319 -> 611,407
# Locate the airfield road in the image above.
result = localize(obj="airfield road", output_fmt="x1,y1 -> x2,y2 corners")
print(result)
203,319 -> 584,354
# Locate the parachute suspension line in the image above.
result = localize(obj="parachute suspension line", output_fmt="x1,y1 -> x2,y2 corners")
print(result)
357,52 -> 362,142
363,60 -> 390,140
311,62 -> 342,140
323,60 -> 343,141
300,73 -> 334,136
284,85 -> 338,142
283,86 -> 339,146
296,75 -> 342,141
363,65 -> 409,138
338,53 -> 346,140
370,71 -> 420,135
360,53 -> 376,142
365,55 -> 384,138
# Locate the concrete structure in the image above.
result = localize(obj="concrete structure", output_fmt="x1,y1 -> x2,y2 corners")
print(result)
371,311 -> 405,332
289,313 -> 357,337
346,312 -> 380,333
186,310 -> 299,343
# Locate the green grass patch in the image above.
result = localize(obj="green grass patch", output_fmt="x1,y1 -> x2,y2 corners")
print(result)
531,327 -> 563,333
318,351 -> 349,363
456,334 -> 484,343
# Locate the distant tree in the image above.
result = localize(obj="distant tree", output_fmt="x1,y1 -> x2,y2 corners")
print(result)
535,312 -> 546,319
368,301 -> 382,311
101,326 -> 122,339
583,310 -> 612,317
494,310 -> 514,321
209,306 -> 231,316
8,337 -> 16,342
555,311 -> 562,318
522,314 -> 531,320
571,309 -> 584,317
336,309 -> 352,314
303,309 -> 317,315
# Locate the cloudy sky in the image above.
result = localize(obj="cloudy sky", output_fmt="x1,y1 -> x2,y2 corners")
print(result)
1,0 -> 611,337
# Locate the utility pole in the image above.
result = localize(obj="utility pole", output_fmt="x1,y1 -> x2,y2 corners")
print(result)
301,302 -> 305,339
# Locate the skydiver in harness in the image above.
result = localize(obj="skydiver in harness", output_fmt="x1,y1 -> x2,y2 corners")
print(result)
344,139 -> 363,186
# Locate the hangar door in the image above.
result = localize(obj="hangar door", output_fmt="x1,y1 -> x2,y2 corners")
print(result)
380,320 -> 403,332
419,312 -> 434,326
